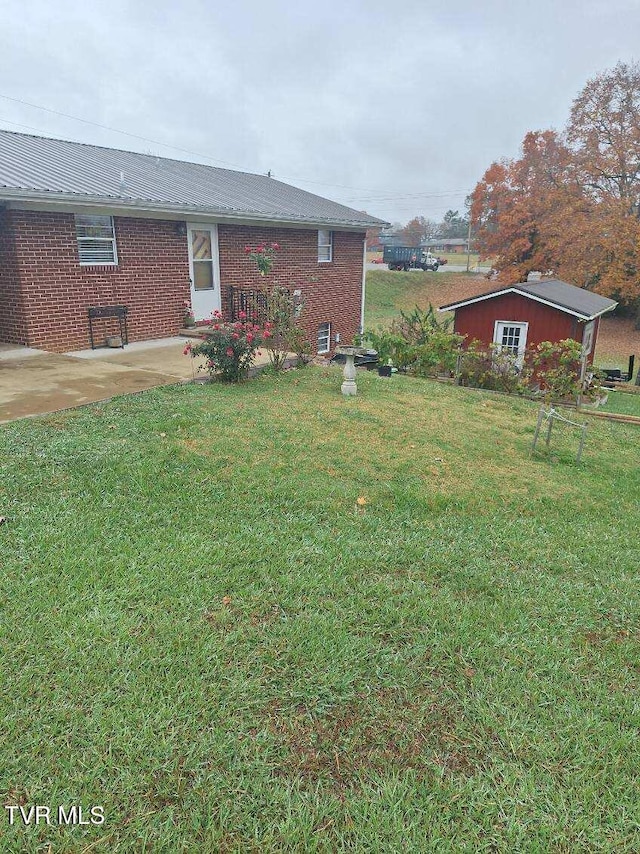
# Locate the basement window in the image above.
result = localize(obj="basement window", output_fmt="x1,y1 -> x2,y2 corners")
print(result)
318,229 -> 333,263
317,321 -> 331,354
75,214 -> 118,265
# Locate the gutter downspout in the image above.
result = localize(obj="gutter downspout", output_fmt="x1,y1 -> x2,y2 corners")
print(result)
360,236 -> 367,337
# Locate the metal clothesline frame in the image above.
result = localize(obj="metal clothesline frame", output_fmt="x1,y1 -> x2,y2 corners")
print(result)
531,406 -> 588,463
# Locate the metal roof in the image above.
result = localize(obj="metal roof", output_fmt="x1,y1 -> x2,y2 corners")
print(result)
440,278 -> 618,321
0,129 -> 385,229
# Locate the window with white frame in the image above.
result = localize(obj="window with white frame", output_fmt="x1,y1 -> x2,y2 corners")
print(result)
493,320 -> 528,366
75,214 -> 118,265
318,229 -> 333,263
317,321 -> 331,353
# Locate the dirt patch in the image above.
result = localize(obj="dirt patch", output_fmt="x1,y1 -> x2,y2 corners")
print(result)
426,273 -> 493,309
596,314 -> 640,367
262,686 -> 488,787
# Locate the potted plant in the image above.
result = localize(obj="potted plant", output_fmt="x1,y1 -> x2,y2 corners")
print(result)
183,300 -> 196,328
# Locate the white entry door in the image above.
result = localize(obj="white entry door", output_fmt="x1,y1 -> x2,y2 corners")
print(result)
187,224 -> 221,320
493,321 -> 528,366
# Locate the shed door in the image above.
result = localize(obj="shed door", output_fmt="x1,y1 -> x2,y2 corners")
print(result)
493,321 -> 528,366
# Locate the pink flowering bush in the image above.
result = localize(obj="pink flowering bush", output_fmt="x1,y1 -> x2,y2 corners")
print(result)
184,310 -> 266,382
243,242 -> 309,370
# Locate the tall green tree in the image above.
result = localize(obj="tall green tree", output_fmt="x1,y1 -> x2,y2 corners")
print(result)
439,209 -> 469,239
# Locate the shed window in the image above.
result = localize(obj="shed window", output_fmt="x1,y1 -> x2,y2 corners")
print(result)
318,229 -> 333,263
75,215 -> 118,265
317,321 -> 331,354
493,320 -> 528,366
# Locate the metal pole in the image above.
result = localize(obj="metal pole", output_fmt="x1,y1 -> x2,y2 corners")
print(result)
360,236 -> 367,336
577,424 -> 587,463
466,217 -> 472,273
532,407 -> 544,454
545,411 -> 554,447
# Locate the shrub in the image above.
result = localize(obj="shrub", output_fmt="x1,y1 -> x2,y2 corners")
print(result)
362,328 -> 415,370
363,304 -> 462,376
185,311 -> 265,382
531,339 -> 601,402
244,244 -> 309,371
394,304 -> 455,343
262,286 -> 302,371
410,329 -> 464,378
285,324 -> 313,366
457,338 -> 603,402
457,341 -> 532,395
244,242 -> 279,277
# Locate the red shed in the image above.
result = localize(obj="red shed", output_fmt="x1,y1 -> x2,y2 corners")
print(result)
440,279 -> 617,364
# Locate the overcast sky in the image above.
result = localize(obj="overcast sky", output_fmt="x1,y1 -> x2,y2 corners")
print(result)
0,0 -> 638,225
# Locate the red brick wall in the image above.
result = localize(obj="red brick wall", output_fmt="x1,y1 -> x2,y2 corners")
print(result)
2,210 -> 191,352
218,225 -> 365,353
0,210 -> 26,345
0,211 -> 365,354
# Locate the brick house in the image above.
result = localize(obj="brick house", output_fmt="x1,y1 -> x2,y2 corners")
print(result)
424,238 -> 471,254
0,130 -> 385,354
440,278 -> 617,365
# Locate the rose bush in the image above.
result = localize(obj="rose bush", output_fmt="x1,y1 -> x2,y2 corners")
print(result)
184,310 -> 266,382
244,242 -> 309,370
244,242 -> 280,277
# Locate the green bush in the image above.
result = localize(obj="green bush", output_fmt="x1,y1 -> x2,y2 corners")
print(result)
410,329 -> 464,378
531,339 -> 602,402
457,341 -> 532,394
363,304 -> 462,376
185,312 -> 265,382
457,338 -> 603,402
394,304 -> 454,342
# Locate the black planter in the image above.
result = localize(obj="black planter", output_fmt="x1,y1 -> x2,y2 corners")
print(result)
378,365 -> 392,377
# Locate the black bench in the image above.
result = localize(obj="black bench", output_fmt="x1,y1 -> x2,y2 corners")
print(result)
599,355 -> 635,386
88,305 -> 129,350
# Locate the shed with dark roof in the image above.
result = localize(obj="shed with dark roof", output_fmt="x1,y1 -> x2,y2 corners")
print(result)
439,279 -> 617,365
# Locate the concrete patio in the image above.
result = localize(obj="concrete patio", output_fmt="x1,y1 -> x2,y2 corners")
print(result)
0,337 -> 273,423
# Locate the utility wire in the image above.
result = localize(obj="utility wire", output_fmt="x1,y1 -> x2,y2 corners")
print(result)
0,93 -> 473,201
0,93 -> 251,172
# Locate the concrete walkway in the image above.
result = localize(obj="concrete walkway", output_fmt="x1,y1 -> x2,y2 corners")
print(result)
0,336 -> 274,424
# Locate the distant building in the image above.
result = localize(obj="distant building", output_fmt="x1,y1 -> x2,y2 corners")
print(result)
423,238 -> 472,254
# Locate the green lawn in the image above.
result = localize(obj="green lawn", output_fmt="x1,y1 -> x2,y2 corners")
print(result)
437,252 -> 490,268
1,369 -> 639,851
601,387 -> 640,416
364,268 -> 481,329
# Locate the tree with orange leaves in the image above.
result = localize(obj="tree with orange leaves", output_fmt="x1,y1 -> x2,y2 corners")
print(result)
471,62 -> 640,314
471,130 -> 572,282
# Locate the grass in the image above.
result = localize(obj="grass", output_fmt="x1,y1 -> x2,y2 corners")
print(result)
601,386 -> 640,416
365,268 -> 489,330
1,368 -> 640,851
